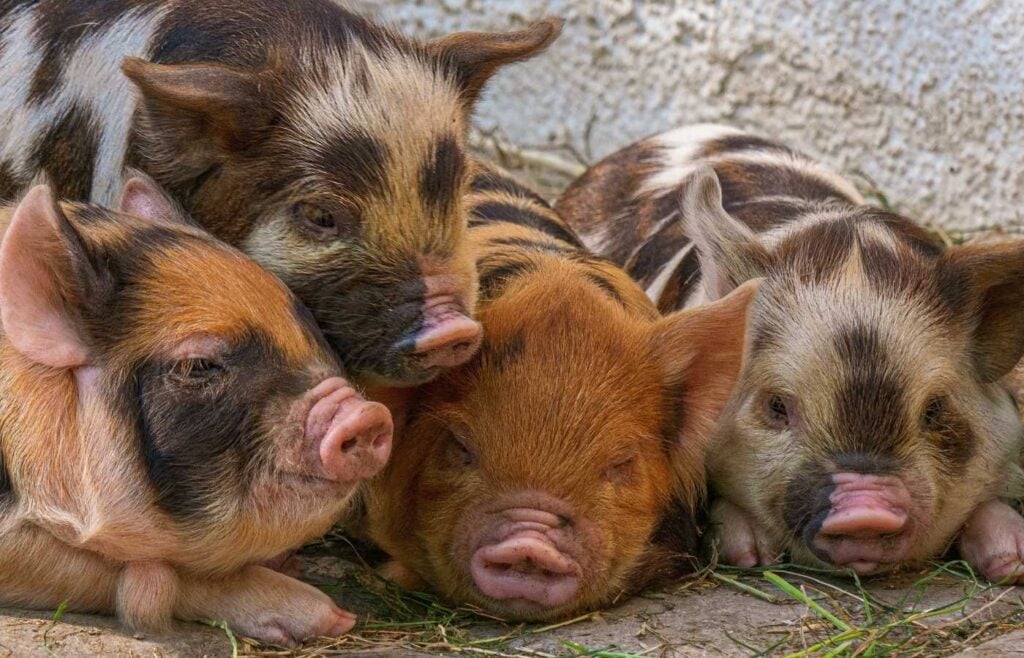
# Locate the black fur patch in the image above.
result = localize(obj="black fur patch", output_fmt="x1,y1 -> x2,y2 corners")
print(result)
30,103 -> 99,201
479,330 -> 526,372
922,397 -> 975,474
317,131 -> 390,201
0,446 -> 12,501
471,202 -> 584,247
487,235 -> 574,256
419,135 -> 464,216
659,378 -> 687,451
777,218 -> 857,284
714,161 -> 855,207
829,323 -> 908,456
782,460 -> 833,547
133,329 -> 305,518
470,170 -> 549,206
0,160 -> 21,201
477,258 -> 538,300
27,0 -> 152,102
654,248 -> 702,314
703,134 -> 796,159
583,271 -> 627,308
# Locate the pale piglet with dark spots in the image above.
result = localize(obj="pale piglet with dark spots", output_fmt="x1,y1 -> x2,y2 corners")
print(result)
360,163 -> 759,620
558,125 -> 1024,582
0,178 -> 392,646
0,0 -> 563,385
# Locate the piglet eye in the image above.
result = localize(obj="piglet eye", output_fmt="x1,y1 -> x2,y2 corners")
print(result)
923,396 -> 945,429
446,430 -> 476,468
291,201 -> 358,237
170,358 -> 224,381
604,455 -> 637,484
765,394 -> 790,429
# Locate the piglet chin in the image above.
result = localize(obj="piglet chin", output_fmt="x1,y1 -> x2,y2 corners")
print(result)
303,377 -> 393,483
471,532 -> 581,609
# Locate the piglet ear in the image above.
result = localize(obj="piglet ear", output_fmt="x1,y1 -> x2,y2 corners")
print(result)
938,241 -> 1024,382
0,186 -> 92,368
428,18 -> 563,107
118,174 -> 190,227
680,166 -> 771,300
652,279 -> 761,500
122,58 -> 276,153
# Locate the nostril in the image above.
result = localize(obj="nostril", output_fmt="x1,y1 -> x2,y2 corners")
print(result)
557,515 -> 571,528
340,437 -> 358,453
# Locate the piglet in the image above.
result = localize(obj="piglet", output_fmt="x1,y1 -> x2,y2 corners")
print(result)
557,125 -> 1024,581
0,179 -> 392,646
360,164 -> 759,620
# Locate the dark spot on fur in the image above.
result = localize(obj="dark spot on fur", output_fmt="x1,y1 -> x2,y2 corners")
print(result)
479,330 -> 526,372
133,329 -> 304,518
317,130 -> 390,201
419,135 -> 465,216
477,258 -> 538,300
653,248 -> 702,314
470,170 -> 548,206
27,0 -> 151,102
782,461 -> 833,549
0,160 -> 21,201
471,201 -> 584,247
659,378 -> 687,452
922,397 -> 975,474
30,103 -> 100,201
583,271 -> 627,307
487,235 -> 574,256
0,446 -> 12,505
701,134 -> 796,159
714,161 -> 856,207
830,323 -> 908,456
777,218 -> 857,284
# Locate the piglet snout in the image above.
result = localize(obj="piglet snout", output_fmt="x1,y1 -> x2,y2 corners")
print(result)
470,508 -> 581,608
812,473 -> 914,573
411,295 -> 482,371
305,378 -> 392,483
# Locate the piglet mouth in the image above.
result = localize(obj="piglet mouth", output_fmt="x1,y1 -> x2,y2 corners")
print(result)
807,473 -> 918,575
471,533 -> 582,609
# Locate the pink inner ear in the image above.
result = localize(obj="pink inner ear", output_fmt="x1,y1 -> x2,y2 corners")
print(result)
0,186 -> 90,369
118,176 -> 184,226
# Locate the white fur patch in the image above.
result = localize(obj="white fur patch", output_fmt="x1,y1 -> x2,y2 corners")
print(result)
0,6 -> 166,204
644,242 -> 695,306
642,124 -> 865,206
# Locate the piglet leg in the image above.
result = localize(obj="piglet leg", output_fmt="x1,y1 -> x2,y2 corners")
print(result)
958,498 -> 1024,584
708,498 -> 782,568
177,565 -> 355,648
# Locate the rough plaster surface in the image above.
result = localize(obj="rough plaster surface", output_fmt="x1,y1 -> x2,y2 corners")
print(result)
357,0 -> 1023,231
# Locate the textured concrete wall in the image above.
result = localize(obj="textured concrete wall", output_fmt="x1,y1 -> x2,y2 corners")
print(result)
355,0 -> 1023,231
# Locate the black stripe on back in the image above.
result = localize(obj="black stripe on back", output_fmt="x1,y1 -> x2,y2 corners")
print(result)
487,235 -> 575,257
477,258 -> 538,300
715,161 -> 854,208
703,134 -> 796,158
470,170 -> 549,206
30,103 -> 100,201
471,201 -> 584,248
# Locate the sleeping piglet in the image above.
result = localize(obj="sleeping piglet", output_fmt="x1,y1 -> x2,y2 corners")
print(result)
0,179 -> 392,646
360,164 -> 758,621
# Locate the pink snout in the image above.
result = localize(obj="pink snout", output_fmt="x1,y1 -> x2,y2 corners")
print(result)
305,378 -> 393,483
812,473 -> 914,574
470,509 -> 581,609
411,295 -> 482,371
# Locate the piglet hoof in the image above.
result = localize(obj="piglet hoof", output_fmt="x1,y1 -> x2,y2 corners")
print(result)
708,498 -> 781,568
959,499 -> 1024,585
181,566 -> 356,648
262,551 -> 305,579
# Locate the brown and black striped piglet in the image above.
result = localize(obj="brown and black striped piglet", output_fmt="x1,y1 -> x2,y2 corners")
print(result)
359,164 -> 759,622
558,125 -> 1024,583
0,179 -> 392,646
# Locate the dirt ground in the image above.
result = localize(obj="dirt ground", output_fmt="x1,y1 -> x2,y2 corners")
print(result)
3,551 -> 1023,657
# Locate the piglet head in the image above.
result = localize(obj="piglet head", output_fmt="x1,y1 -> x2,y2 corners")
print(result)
364,268 -> 758,620
0,180 -> 391,561
685,169 -> 1024,574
